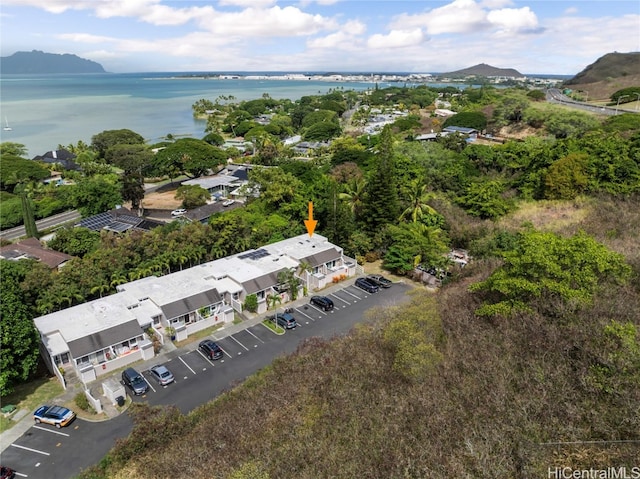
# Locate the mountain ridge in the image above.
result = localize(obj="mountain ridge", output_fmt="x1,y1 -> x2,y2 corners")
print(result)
441,63 -> 522,77
0,50 -> 106,74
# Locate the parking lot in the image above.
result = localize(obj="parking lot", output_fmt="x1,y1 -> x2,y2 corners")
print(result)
3,280 -> 409,479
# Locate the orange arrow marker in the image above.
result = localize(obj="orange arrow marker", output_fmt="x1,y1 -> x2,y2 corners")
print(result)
304,201 -> 318,237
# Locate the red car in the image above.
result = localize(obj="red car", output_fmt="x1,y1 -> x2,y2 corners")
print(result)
1,465 -> 16,479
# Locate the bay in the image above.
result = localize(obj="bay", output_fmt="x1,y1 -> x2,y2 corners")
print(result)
0,72 -> 377,157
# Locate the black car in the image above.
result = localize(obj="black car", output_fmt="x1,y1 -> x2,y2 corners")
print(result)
122,367 -> 149,396
367,274 -> 392,288
355,277 -> 379,293
310,295 -> 334,311
266,312 -> 298,329
199,339 -> 224,360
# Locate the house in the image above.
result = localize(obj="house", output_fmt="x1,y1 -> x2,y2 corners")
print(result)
33,234 -> 360,387
442,126 -> 478,138
32,149 -> 81,171
0,237 -> 74,270
77,206 -> 164,233
182,164 -> 253,201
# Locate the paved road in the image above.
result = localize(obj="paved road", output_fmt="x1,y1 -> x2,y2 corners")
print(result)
0,210 -> 81,241
0,281 -> 412,479
546,88 -> 638,116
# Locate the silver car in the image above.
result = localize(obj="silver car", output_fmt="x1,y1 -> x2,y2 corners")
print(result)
149,364 -> 175,386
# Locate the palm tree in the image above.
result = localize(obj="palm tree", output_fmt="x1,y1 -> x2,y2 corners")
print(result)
399,180 -> 438,223
296,260 -> 313,294
338,178 -> 367,216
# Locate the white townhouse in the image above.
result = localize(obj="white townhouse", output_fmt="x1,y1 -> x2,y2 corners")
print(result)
34,234 -> 360,387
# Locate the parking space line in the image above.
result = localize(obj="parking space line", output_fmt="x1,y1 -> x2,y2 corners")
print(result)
340,288 -> 362,299
145,378 -> 156,393
294,308 -> 316,322
14,472 -> 27,477
228,334 -> 249,351
330,293 -> 352,304
178,356 -> 196,375
33,426 -> 69,436
308,305 -> 328,315
11,443 -> 50,456
220,347 -> 234,358
245,328 -> 265,343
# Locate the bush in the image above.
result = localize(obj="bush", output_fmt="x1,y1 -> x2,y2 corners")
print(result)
244,294 -> 258,313
74,392 -> 90,411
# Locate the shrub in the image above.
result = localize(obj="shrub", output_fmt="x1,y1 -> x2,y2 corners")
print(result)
244,294 -> 258,313
74,392 -> 90,411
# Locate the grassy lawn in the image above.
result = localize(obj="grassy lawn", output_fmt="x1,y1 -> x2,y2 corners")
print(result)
173,322 -> 225,349
0,376 -> 63,433
262,319 -> 285,334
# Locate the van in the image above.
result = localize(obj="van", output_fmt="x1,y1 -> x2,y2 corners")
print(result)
122,367 -> 149,395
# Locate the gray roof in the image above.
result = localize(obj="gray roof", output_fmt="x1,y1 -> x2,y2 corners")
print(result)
302,248 -> 341,266
160,289 -> 222,320
242,271 -> 279,295
67,319 -> 142,358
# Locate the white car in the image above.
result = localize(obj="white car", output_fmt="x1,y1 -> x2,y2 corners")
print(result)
171,208 -> 187,216
222,199 -> 235,207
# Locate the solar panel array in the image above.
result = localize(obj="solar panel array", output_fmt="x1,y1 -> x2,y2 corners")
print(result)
78,211 -> 143,233
238,248 -> 270,260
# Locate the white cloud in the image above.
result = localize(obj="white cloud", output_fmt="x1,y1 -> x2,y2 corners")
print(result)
487,7 -> 541,34
307,20 -> 366,49
58,33 -> 116,44
196,6 -> 337,37
564,7 -> 578,15
480,0 -> 513,8
217,0 -> 276,7
392,0 -> 488,35
367,28 -> 425,49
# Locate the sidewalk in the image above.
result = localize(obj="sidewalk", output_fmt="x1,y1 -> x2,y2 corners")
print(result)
0,281 -> 355,454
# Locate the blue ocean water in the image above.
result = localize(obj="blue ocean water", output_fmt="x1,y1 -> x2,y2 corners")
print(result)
0,72 -> 378,157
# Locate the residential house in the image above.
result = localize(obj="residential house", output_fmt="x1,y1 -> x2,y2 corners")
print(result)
33,234 -> 359,387
0,237 -> 74,270
77,206 -> 164,233
32,149 -> 81,172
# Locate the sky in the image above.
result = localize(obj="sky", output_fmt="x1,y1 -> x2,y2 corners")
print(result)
0,0 -> 638,75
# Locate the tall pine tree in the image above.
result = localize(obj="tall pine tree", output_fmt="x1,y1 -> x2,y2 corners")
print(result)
362,125 -> 400,233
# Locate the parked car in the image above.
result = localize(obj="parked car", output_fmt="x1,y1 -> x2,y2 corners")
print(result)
310,295 -> 334,311
122,367 -> 149,395
33,405 -> 76,428
367,274 -> 392,288
266,312 -> 298,329
149,364 -> 175,386
171,208 -> 187,216
0,465 -> 16,479
355,277 -> 379,293
199,339 -> 224,360
222,199 -> 235,207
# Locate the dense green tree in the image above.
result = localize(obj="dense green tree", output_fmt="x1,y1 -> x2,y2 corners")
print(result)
544,110 -> 600,138
106,143 -> 154,209
362,126 -> 400,233
48,226 -> 101,257
0,155 -> 50,192
91,129 -> 145,160
443,111 -> 487,131
544,153 -> 589,199
382,222 -> 448,274
399,180 -> 438,224
469,230 -> 631,317
0,260 -> 41,396
72,174 -> 123,216
457,179 -> 515,220
202,132 -> 225,146
301,110 -> 338,129
175,184 -> 210,209
303,121 -> 342,141
330,137 -> 369,166
0,142 -> 29,157
153,138 -> 226,178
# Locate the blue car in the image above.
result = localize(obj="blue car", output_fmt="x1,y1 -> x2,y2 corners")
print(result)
33,405 -> 76,428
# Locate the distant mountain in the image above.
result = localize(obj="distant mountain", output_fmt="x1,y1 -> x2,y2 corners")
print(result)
442,63 -> 522,78
0,50 -> 106,74
564,51 -> 640,85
